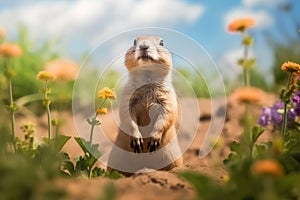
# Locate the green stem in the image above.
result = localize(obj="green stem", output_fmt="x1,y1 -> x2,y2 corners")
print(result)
244,103 -> 252,158
44,81 -> 52,139
242,33 -> 253,158
243,36 -> 250,87
243,67 -> 250,87
89,112 -> 98,144
8,78 -> 16,150
46,104 -> 52,139
89,99 -> 107,144
281,103 -> 288,141
281,73 -> 292,141
88,166 -> 92,178
5,58 -> 16,150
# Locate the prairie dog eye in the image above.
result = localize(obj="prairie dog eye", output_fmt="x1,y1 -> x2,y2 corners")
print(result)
133,39 -> 137,46
159,39 -> 164,46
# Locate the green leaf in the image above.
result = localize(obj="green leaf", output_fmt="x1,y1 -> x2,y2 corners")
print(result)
284,130 -> 300,154
54,135 -> 71,151
242,35 -> 254,46
87,119 -> 92,124
255,144 -> 267,156
251,126 -> 265,144
62,152 -> 71,161
42,135 -> 71,151
243,58 -> 256,69
254,141 -> 271,157
223,152 -> 238,165
74,137 -> 90,154
62,161 -> 75,175
75,156 -> 88,173
230,141 -> 241,153
237,58 -> 256,69
91,167 -> 123,179
105,171 -> 124,179
87,156 -> 98,170
74,137 -> 102,159
237,58 -> 244,66
278,155 -> 300,173
91,167 -> 105,178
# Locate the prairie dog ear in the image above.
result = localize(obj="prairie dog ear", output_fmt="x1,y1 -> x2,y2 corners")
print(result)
159,39 -> 164,46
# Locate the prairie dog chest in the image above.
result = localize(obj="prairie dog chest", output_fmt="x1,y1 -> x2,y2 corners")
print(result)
126,62 -> 174,107
129,82 -> 171,109
128,82 -> 176,127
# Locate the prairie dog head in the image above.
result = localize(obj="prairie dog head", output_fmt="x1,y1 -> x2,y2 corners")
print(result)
125,36 -> 172,71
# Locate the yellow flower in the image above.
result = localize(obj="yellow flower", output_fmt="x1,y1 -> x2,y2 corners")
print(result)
228,18 -> 255,33
0,43 -> 23,57
0,28 -> 6,39
230,87 -> 265,104
98,87 -> 116,99
223,175 -> 230,183
251,159 -> 284,177
97,107 -> 107,115
210,137 -> 222,149
36,71 -> 55,81
281,61 -> 300,74
44,59 -> 79,81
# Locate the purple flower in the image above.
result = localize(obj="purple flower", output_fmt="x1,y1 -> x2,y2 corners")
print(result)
258,107 -> 272,127
292,91 -> 300,104
270,107 -> 283,127
292,91 -> 300,115
258,99 -> 296,128
295,106 -> 300,116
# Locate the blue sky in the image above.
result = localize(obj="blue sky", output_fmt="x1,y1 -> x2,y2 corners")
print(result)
0,0 -> 299,81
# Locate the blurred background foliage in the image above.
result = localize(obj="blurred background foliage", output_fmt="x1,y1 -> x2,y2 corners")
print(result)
266,2 -> 300,90
0,25 -> 61,116
173,67 -> 211,98
0,26 -> 60,98
0,1 -> 299,114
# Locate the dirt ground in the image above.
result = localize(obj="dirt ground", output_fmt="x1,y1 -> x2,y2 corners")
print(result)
17,95 -> 277,200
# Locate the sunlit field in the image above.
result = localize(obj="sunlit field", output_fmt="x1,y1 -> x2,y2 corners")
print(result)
1,1 -> 300,200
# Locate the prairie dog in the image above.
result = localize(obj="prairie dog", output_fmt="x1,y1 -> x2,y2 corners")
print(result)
107,36 -> 182,174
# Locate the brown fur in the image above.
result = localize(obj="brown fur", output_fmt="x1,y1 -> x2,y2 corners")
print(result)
107,36 -> 183,175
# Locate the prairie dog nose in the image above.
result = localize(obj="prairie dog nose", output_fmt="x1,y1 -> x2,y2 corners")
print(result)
139,44 -> 149,51
138,40 -> 151,50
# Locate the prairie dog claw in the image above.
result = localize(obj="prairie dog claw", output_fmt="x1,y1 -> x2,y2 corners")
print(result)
130,137 -> 144,153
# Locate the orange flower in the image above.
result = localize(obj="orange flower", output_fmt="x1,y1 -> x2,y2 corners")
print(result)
230,87 -> 265,104
96,107 -> 107,115
0,28 -> 6,39
251,159 -> 284,177
281,61 -> 300,74
44,59 -> 79,81
228,18 -> 255,33
98,87 -> 116,99
36,71 -> 55,81
0,43 -> 23,57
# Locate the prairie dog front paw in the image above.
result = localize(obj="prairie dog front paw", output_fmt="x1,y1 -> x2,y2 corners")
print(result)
130,136 -> 144,153
147,134 -> 161,152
